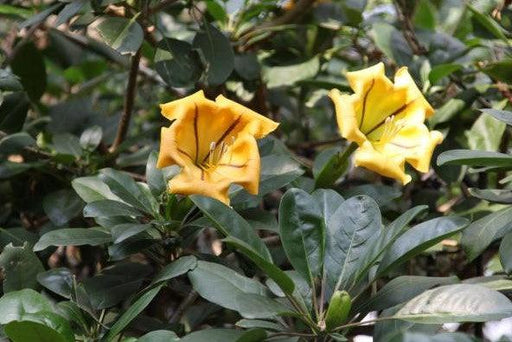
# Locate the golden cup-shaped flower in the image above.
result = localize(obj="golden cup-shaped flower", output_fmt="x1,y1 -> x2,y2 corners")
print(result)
157,91 -> 279,204
329,63 -> 443,184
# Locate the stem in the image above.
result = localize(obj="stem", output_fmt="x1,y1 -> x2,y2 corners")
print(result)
110,48 -> 142,153
169,290 -> 198,324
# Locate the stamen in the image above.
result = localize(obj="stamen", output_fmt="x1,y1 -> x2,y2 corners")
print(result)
208,142 -> 216,166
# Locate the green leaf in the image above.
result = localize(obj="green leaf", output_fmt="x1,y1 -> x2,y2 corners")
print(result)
324,195 -> 381,294
223,236 -> 295,296
312,189 -> 345,223
71,176 -> 120,203
314,143 -> 357,188
79,125 -> 102,150
480,108 -> 512,126
263,56 -> 320,89
205,0 -> 227,22
10,42 -> 46,101
394,284 -> 512,323
481,60 -> 512,83
356,276 -> 459,314
465,112 -> 506,151
370,22 -> 412,65
180,329 -> 245,342
500,232 -> 512,274
193,23 -> 234,86
155,38 -> 201,88
111,223 -> 152,243
33,228 -> 111,251
413,0 -> 436,30
468,5 -> 509,43
325,290 -> 351,331
468,188 -> 512,204
37,268 -> 73,299
138,330 -> 180,342
151,255 -> 197,286
429,63 -> 462,84
99,168 -> 159,215
83,262 -> 151,310
234,53 -> 261,81
43,189 -> 84,226
102,284 -> 163,341
429,89 -> 479,127
0,243 -> 44,292
0,288 -> 53,324
96,16 -> 143,55
19,3 -> 64,28
83,200 -> 143,218
0,227 -> 39,249
0,92 -> 30,133
0,132 -> 35,155
191,195 -> 272,261
236,319 -> 283,331
0,69 -> 23,91
55,0 -> 87,27
279,188 -> 325,283
145,151 -> 166,197
188,261 -> 287,319
461,207 -> 512,261
4,311 -> 74,342
377,217 -> 469,276
437,149 -> 512,167
51,133 -> 83,157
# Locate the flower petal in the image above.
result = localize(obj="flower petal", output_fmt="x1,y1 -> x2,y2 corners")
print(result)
160,90 -> 217,121
215,95 -> 279,139
354,141 -> 412,185
328,89 -> 366,145
346,63 -> 408,134
394,67 -> 434,119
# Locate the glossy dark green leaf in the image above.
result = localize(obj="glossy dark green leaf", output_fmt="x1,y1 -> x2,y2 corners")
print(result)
111,223 -> 152,243
0,132 -> 35,155
193,23 -> 234,86
0,92 -> 30,133
370,22 -> 412,65
83,200 -> 143,218
96,16 -> 143,55
437,149 -> 512,167
33,228 -> 111,251
236,319 -> 283,331
205,0 -> 227,22
37,268 -> 73,299
151,255 -> 197,285
83,262 -> 151,309
312,189 -> 345,224
466,112 -> 505,151
324,196 -> 381,294
429,89 -> 479,127
481,60 -> 512,83
234,53 -> 261,81
4,311 -> 74,342
481,108 -> 512,126
10,42 -> 46,101
0,243 -> 44,292
71,176 -> 120,203
468,5 -> 509,43
394,284 -> 512,323
19,3 -> 64,28
468,188 -> 512,204
102,284 -> 163,341
377,217 -> 469,276
155,38 -> 200,88
191,195 -> 271,261
499,232 -> 512,274
0,289 -> 53,324
429,63 -> 462,84
0,69 -> 23,91
55,0 -> 87,27
99,168 -> 159,215
180,329 -> 245,342
189,261 -> 287,319
356,276 -> 459,313
314,143 -> 357,188
0,227 -> 39,249
279,188 -> 325,283
43,189 -> 84,226
138,330 -> 180,342
223,236 -> 295,296
263,57 -> 320,89
461,207 -> 512,261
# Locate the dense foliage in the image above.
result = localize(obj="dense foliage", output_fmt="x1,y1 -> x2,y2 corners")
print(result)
1,0 -> 512,341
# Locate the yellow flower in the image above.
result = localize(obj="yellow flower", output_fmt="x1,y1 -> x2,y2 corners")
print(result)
157,90 -> 279,204
329,63 -> 443,184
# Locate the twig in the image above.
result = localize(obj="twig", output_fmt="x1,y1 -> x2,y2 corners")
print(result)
169,290 -> 198,324
110,48 -> 142,153
393,1 -> 427,55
